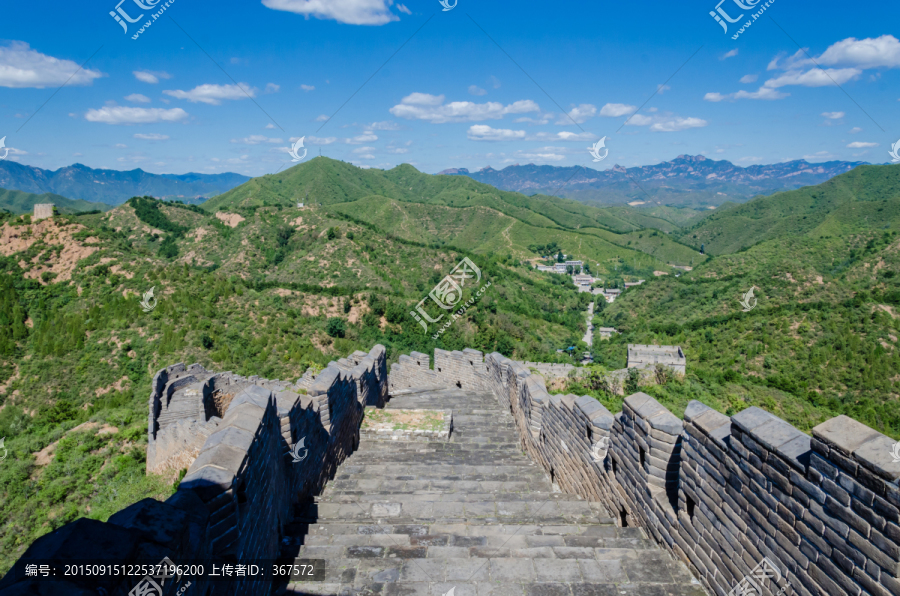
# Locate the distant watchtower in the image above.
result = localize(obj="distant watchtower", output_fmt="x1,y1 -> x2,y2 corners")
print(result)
33,204 -> 54,221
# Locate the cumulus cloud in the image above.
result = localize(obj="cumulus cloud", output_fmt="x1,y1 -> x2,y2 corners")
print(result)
265,83 -> 280,93
468,85 -> 487,96
849,127 -> 862,134
346,133 -> 378,144
556,104 -> 596,125
133,133 -> 170,140
764,68 -> 861,88
771,35 -> 900,71
85,107 -> 188,125
623,113 -> 707,132
125,93 -> 151,103
822,111 -> 845,119
300,84 -> 315,91
847,141 -> 877,148
721,49 -> 739,60
133,70 -> 171,84
307,136 -> 337,145
164,83 -> 256,105
467,125 -> 526,141
740,74 -> 758,84
0,41 -> 103,88
599,103 -> 637,117
529,131 -> 595,142
389,93 -> 539,123
261,0 -> 400,25
704,87 -> 789,101
368,121 -> 401,130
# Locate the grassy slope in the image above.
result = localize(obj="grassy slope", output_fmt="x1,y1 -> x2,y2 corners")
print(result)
0,188 -> 110,215
677,165 -> 900,254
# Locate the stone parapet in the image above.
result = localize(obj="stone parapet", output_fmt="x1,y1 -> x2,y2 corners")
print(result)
0,345 -> 388,596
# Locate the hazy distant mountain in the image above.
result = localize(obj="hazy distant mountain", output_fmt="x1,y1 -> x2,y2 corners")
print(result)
0,161 -> 250,206
439,155 -> 869,207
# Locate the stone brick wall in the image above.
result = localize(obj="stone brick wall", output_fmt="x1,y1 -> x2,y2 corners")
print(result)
482,351 -> 900,596
388,348 -> 490,393
0,345 -> 388,596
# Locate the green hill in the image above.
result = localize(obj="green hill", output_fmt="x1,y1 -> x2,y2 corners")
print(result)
0,188 -> 110,215
205,158 -> 707,271
676,165 -> 900,254
588,165 -> 900,439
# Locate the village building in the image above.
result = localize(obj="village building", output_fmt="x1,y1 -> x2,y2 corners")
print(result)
626,343 -> 686,375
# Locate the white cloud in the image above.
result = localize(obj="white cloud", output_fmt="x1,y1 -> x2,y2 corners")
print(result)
133,70 -> 171,84
352,146 -> 376,154
721,49 -> 739,60
125,93 -> 151,103
704,87 -> 789,101
557,104 -> 596,125
84,106 -> 188,125
599,103 -> 637,117
849,127 -> 862,134
300,84 -> 315,91
468,85 -> 487,96
114,143 -> 128,148
740,74 -> 758,84
467,125 -> 526,141
530,131 -> 595,142
764,68 -> 861,89
315,114 -> 329,121
514,114 -> 552,125
389,93 -> 539,123
814,35 -> 900,69
266,123 -> 276,129
822,111 -> 845,119
368,121 -> 401,130
163,83 -> 256,105
802,151 -> 838,161
231,135 -> 283,145
265,83 -> 280,93
133,133 -> 170,140
625,114 -> 653,126
648,117 -> 707,132
397,4 -> 411,14
847,141 -> 877,148
387,147 -> 409,154
490,76 -> 501,89
261,0 -> 400,25
346,133 -> 378,144
656,84 -> 671,94
0,41 -> 103,88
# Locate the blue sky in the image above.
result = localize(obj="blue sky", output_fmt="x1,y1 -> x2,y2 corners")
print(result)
0,0 -> 898,177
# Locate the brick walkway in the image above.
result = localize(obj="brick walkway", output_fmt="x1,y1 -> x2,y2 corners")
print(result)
277,387 -> 706,596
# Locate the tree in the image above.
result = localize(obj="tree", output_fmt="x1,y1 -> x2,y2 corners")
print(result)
325,317 -> 346,338
557,251 -> 564,263
625,368 -> 641,394
566,265 -> 574,275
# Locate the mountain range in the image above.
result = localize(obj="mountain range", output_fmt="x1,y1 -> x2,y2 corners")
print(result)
0,161 -> 250,206
440,155 -> 869,207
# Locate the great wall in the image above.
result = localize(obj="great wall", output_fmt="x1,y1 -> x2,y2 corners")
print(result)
2,346 -> 898,596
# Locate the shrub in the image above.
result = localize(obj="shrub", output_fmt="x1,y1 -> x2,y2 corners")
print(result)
325,317 -> 346,338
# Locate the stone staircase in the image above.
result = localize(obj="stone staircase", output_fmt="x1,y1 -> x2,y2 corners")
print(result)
276,387 -> 705,596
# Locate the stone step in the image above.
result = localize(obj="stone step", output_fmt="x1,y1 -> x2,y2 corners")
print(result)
299,523 -> 630,539
314,493 -> 587,504
273,550 -> 705,595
